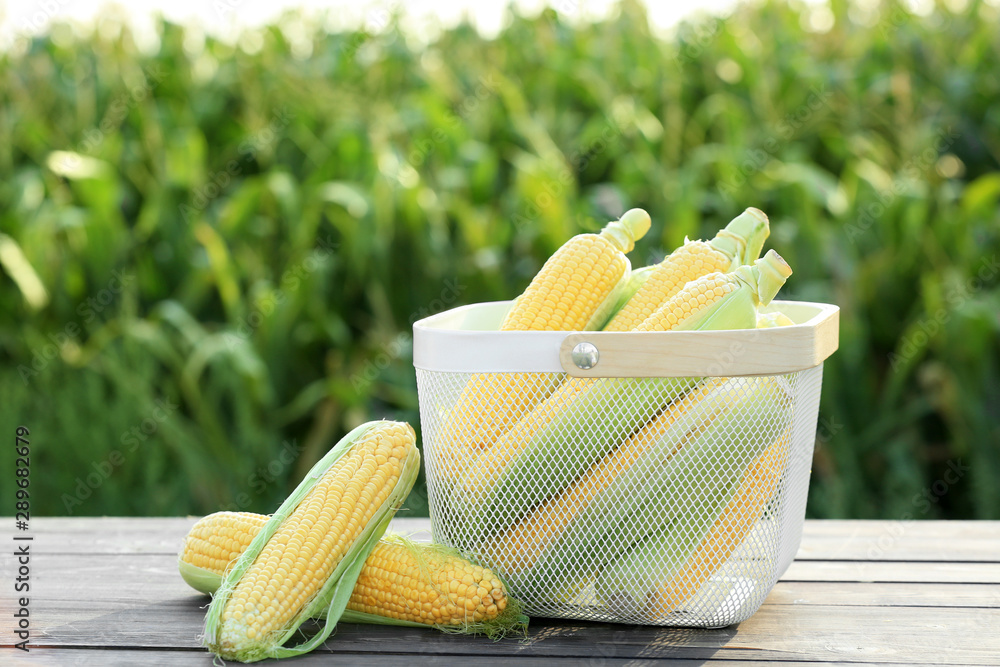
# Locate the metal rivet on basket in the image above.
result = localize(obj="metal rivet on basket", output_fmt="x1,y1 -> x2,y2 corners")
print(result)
571,342 -> 599,370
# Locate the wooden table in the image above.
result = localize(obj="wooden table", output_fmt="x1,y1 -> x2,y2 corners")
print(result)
3,518 -> 998,665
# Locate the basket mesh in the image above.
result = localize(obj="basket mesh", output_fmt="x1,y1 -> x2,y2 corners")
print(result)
417,364 -> 823,627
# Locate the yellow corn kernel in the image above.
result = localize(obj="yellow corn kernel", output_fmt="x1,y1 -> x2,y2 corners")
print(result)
439,210 -> 651,471
604,242 -> 732,331
181,512 -> 269,582
604,207 -> 769,332
633,273 -> 739,332
348,537 -> 508,627
501,234 -> 626,331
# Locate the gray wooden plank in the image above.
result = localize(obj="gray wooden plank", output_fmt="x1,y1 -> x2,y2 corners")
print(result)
6,518 -> 1000,666
766,581 -> 1000,609
797,520 -> 1000,563
21,587 -> 1000,664
12,649 -> 973,667
12,517 -> 999,563
781,560 -> 1000,584
12,552 -> 1000,608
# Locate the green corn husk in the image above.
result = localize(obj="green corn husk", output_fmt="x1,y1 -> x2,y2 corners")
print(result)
455,252 -> 792,545
180,558 -> 226,595
673,250 -> 791,332
602,208 -> 770,332
517,376 -> 793,602
709,207 -> 771,269
595,429 -> 791,620
203,420 -> 420,663
602,264 -> 656,323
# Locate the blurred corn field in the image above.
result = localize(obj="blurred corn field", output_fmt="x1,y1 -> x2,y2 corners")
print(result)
1,0 -> 998,519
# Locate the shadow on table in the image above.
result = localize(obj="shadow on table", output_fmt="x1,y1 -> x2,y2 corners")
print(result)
37,595 -> 209,649
512,618 -> 739,663
310,616 -> 739,663
40,595 -> 738,664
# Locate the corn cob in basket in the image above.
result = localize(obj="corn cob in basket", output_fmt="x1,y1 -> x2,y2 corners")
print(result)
486,372 -> 793,603
435,208 -> 769,528
604,206 -> 770,331
181,512 -> 526,637
587,304 -> 799,621
454,250 -> 792,544
436,208 -> 651,477
595,429 -> 791,621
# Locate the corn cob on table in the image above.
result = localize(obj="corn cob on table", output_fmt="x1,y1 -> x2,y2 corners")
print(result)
18,516 -> 1000,665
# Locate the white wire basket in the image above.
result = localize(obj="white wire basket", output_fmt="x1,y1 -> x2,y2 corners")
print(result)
413,299 -> 839,627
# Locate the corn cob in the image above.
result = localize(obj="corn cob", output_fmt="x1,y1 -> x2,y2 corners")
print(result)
456,208 -> 770,508
203,420 -> 420,663
637,433 -> 790,617
455,251 -> 793,545
485,382 -> 721,576
180,511 -> 270,594
500,208 -> 651,331
436,209 -> 651,477
503,376 -> 792,602
180,513 -> 526,637
602,264 -> 655,322
756,310 -> 796,328
603,208 -> 770,332
347,537 -> 520,634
